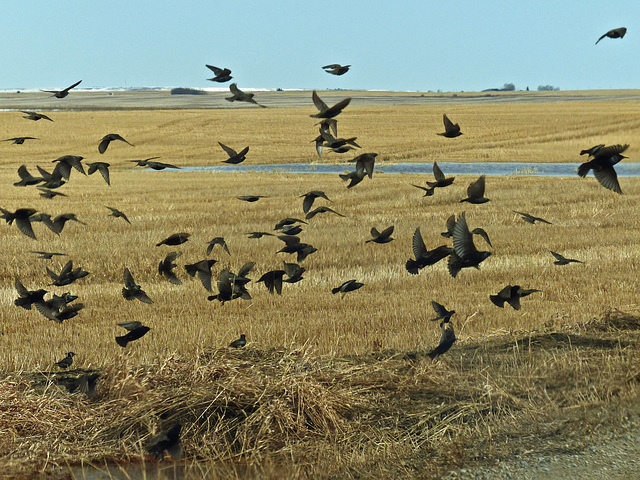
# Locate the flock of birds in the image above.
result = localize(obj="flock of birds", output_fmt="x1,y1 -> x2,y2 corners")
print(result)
6,27 -> 630,458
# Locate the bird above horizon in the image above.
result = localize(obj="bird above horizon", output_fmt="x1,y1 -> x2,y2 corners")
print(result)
99,133 -> 133,154
42,80 -> 82,98
578,144 -> 629,194
226,83 -> 266,107
438,114 -> 462,138
596,27 -> 627,44
322,64 -> 350,76
206,65 -> 232,82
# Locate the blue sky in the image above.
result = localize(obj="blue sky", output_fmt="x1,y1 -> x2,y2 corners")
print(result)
2,1 -> 636,92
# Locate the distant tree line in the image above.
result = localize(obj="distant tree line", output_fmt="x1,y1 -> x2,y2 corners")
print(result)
537,85 -> 560,91
170,87 -> 207,95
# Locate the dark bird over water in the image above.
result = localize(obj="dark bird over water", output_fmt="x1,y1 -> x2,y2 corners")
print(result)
490,285 -> 541,310
42,80 -> 82,98
122,268 -> 153,304
219,142 -> 249,164
99,134 -> 133,154
105,206 -> 130,223
116,321 -> 151,347
157,233 -> 190,246
206,65 -> 232,82
332,279 -> 364,298
447,213 -> 492,278
54,352 -> 75,369
310,90 -> 351,119
461,175 -> 489,204
86,162 -> 111,185
550,251 -> 584,266
146,423 -> 183,460
366,225 -> 394,244
301,190 -> 331,214
226,83 -> 266,107
428,320 -> 456,360
21,111 -> 53,122
438,114 -> 462,138
130,157 -> 180,170
4,136 -> 38,145
514,211 -> 552,225
405,228 -> 452,275
158,252 -> 182,285
230,334 -> 247,348
577,144 -> 629,194
322,64 -> 350,75
430,301 -> 455,323
596,27 -> 627,44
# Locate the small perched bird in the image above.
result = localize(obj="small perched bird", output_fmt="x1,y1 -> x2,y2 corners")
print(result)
332,279 -> 364,298
322,64 -> 350,76
438,114 -> 462,138
366,226 -> 394,244
596,27 -> 627,44
428,320 -> 456,360
229,334 -> 247,348
116,321 -> 151,347
122,268 -> 153,304
490,285 -> 541,310
577,144 -> 629,194
206,237 -> 229,255
310,90 -> 351,119
105,206 -> 131,223
54,352 -> 75,369
305,206 -> 345,220
184,259 -> 217,292
130,157 -> 180,170
14,165 -> 44,187
460,175 -> 489,204
301,190 -> 331,214
219,142 -> 249,164
430,301 -> 455,323
14,278 -> 47,310
405,228 -> 452,274
226,83 -> 266,107
0,207 -> 38,239
21,111 -> 53,122
550,251 -> 584,266
447,213 -> 492,278
257,270 -> 286,295
30,251 -> 67,260
157,232 -> 190,246
98,134 -> 133,154
46,260 -> 90,286
206,64 -> 232,82
51,155 -> 86,180
514,211 -> 552,225
86,162 -> 111,185
42,80 -> 82,98
3,136 -> 38,145
238,195 -> 267,202
146,423 -> 183,460
158,252 -> 182,285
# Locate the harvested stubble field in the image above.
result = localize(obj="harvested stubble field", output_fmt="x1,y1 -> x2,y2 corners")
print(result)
1,91 -> 640,479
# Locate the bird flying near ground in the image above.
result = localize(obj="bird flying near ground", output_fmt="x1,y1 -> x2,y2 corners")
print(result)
310,91 -> 351,119
438,114 -> 462,138
428,320 -> 456,360
226,83 -> 266,107
405,228 -> 452,274
577,144 -> 629,194
447,213 -> 492,278
99,134 -> 133,154
105,206 -> 130,223
122,268 -> 153,304
86,162 -> 111,185
42,80 -> 82,98
366,226 -> 394,244
332,279 -> 364,298
219,142 -> 249,164
301,190 -> 331,214
116,321 -> 151,347
130,158 -> 180,170
156,232 -> 190,246
3,137 -> 38,145
461,175 -> 489,204
430,301 -> 456,323
490,285 -> 541,310
513,211 -> 552,225
21,111 -> 53,121
550,251 -> 584,266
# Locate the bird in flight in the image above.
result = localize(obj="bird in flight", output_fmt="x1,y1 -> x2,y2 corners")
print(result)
42,80 -> 82,98
322,64 -> 350,76
3,137 -> 38,145
219,142 -> 249,164
226,83 -> 266,107
596,27 -> 627,44
98,133 -> 133,154
438,114 -> 462,138
206,65 -> 232,82
578,144 -> 629,194
21,111 -> 53,121
310,91 -> 351,119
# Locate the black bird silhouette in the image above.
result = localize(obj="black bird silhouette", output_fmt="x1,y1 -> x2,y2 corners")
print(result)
349,153 -> 377,179
38,188 -> 67,199
54,352 -> 75,369
46,260 -> 90,286
14,165 -> 44,187
146,423 -> 183,460
339,170 -> 366,188
36,299 -> 84,323
226,83 -> 266,107
130,157 -> 180,170
305,206 -> 345,220
50,213 -> 86,234
428,320 -> 456,360
206,237 -> 229,256
275,218 -> 307,230
513,211 -> 552,224
21,111 -> 53,121
219,142 -> 249,164
42,80 -> 82,98
206,65 -> 232,82
158,252 -> 182,285
550,251 -> 584,265
14,278 -> 47,310
405,228 -> 452,274
301,190 -> 332,214
86,162 -> 111,185
257,270 -> 286,295
30,251 -> 67,260
427,162 -> 455,188
490,285 -> 541,310
246,231 -> 274,238
283,262 -> 305,283
277,235 -> 317,262
596,27 -> 627,44
37,165 -> 66,189
208,268 -> 252,304
105,206 -> 131,223
332,279 -> 364,297
238,195 -> 267,202
438,114 -> 462,138
4,136 -> 38,145
430,301 -> 455,323
116,321 -> 151,347
322,64 -> 350,75
184,259 -> 217,292
99,134 -> 133,154
281,224 -> 303,235
317,130 -> 360,155
52,155 -> 85,180
577,144 -> 629,194
310,91 -> 351,119
157,233 -> 190,246
66,373 -> 99,398
447,213 -> 492,278
122,268 -> 153,304
460,175 -> 489,204
0,207 -> 38,239
229,334 -> 247,348
580,144 -> 605,156
366,226 -> 394,244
